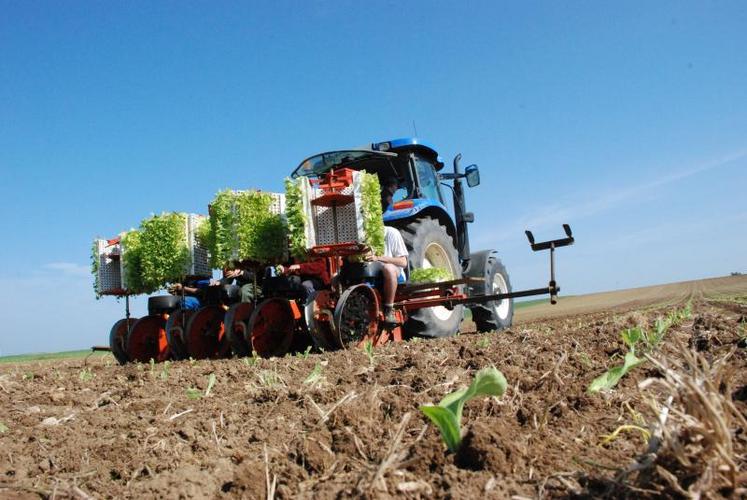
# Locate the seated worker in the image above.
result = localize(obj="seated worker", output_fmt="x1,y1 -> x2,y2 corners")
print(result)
219,265 -> 261,303
277,259 -> 329,305
167,268 -> 247,309
365,179 -> 409,326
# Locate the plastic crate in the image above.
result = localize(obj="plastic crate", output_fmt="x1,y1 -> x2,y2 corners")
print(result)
94,238 -> 123,294
305,171 -> 367,249
185,213 -> 211,277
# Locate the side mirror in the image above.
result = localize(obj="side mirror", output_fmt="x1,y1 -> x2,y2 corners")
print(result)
465,164 -> 480,187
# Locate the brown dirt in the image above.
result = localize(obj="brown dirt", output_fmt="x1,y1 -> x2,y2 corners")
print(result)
1,276 -> 746,498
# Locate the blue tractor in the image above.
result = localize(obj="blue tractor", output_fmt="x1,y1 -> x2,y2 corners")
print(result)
291,138 -> 513,338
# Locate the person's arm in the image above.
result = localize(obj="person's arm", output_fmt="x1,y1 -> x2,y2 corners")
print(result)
368,254 -> 407,268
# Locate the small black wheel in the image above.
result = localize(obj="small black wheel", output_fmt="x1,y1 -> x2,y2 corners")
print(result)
469,252 -> 513,332
148,295 -> 180,315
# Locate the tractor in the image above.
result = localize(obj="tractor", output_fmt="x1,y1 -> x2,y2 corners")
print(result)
290,137 -> 514,339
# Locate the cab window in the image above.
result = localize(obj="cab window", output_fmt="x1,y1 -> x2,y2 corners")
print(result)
413,155 -> 443,203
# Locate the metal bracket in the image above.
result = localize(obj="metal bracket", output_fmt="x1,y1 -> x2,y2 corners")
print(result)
524,224 -> 574,304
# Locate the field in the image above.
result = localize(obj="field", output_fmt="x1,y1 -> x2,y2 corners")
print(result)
1,275 -> 745,498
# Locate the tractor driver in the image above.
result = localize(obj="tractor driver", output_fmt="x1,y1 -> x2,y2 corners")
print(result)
366,177 -> 409,326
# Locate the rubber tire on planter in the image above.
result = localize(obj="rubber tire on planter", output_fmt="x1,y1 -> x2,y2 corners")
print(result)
224,302 -> 255,357
165,309 -> 193,360
148,295 -> 180,315
470,254 -> 514,332
109,318 -> 137,365
398,217 -> 463,338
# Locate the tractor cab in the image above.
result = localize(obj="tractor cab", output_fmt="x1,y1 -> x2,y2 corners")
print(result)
292,138 -> 481,258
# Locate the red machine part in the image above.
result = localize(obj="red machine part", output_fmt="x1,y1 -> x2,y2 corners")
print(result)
126,314 -> 170,363
249,298 -> 301,358
224,302 -> 256,357
109,317 -> 137,365
184,305 -> 230,359
165,309 -> 194,360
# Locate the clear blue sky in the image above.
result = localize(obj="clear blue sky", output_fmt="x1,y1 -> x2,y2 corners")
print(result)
1,1 -> 745,355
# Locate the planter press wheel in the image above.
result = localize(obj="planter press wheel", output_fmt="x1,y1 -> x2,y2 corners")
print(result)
126,315 -> 169,363
224,302 -> 255,357
333,284 -> 380,349
109,317 -> 138,365
248,298 -> 296,358
165,309 -> 194,360
305,291 -> 336,350
184,305 -> 230,359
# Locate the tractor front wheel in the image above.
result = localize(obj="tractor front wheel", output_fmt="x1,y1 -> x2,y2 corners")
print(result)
469,252 -> 513,332
399,217 -> 463,338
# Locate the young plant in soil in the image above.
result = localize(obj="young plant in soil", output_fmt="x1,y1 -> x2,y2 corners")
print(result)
419,367 -> 507,452
588,303 -> 692,393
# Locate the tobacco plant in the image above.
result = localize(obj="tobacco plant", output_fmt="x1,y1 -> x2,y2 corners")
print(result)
420,367 -> 507,452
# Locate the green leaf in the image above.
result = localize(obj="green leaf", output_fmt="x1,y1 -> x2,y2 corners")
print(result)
0,422 -> 8,433
303,362 -> 323,385
588,350 -> 645,393
621,327 -> 644,350
205,373 -> 216,397
186,387 -> 202,400
420,366 -> 507,452
419,405 -> 461,452
440,366 -> 507,424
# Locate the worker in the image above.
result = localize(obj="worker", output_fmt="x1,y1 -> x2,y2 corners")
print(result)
168,268 -> 246,309
365,178 -> 409,326
277,259 -> 329,305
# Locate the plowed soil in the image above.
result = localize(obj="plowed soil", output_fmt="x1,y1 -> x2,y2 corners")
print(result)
1,276 -> 746,499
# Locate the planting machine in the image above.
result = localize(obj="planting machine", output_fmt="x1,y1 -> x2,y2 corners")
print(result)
96,138 -> 574,362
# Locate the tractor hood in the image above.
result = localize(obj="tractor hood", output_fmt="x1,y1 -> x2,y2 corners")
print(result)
291,149 -> 397,179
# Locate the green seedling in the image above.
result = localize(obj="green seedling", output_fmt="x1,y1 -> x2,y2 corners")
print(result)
587,350 -> 645,393
296,346 -> 313,359
303,362 -> 323,386
160,361 -> 171,381
476,337 -> 491,349
22,372 -> 35,381
258,370 -> 283,388
242,351 -> 260,366
186,373 -> 217,399
363,340 -> 375,365
0,422 -> 8,433
419,366 -> 508,452
186,387 -> 202,400
149,358 -> 156,375
205,373 -> 216,396
79,367 -> 94,382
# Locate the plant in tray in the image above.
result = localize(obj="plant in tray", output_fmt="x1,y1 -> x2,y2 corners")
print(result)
138,212 -> 191,292
204,189 -> 287,267
91,240 -> 101,299
285,177 -> 307,260
359,172 -> 385,255
121,229 -> 145,293
420,366 -> 507,452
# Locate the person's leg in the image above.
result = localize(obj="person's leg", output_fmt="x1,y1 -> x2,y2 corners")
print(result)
240,283 -> 260,303
300,279 -> 318,305
381,263 -> 401,325
381,263 -> 399,305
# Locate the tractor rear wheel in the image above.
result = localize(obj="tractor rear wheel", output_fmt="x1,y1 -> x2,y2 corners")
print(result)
399,217 -> 463,338
470,254 -> 513,332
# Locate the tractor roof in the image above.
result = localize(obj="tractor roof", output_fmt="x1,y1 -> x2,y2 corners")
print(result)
291,138 -> 444,178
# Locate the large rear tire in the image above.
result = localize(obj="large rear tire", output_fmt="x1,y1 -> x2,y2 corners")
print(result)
399,217 -> 463,338
470,253 -> 513,332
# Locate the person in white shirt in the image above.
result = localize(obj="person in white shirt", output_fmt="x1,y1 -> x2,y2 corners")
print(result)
365,177 -> 409,326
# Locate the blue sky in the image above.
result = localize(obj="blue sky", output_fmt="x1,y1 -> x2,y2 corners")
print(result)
1,1 -> 745,355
